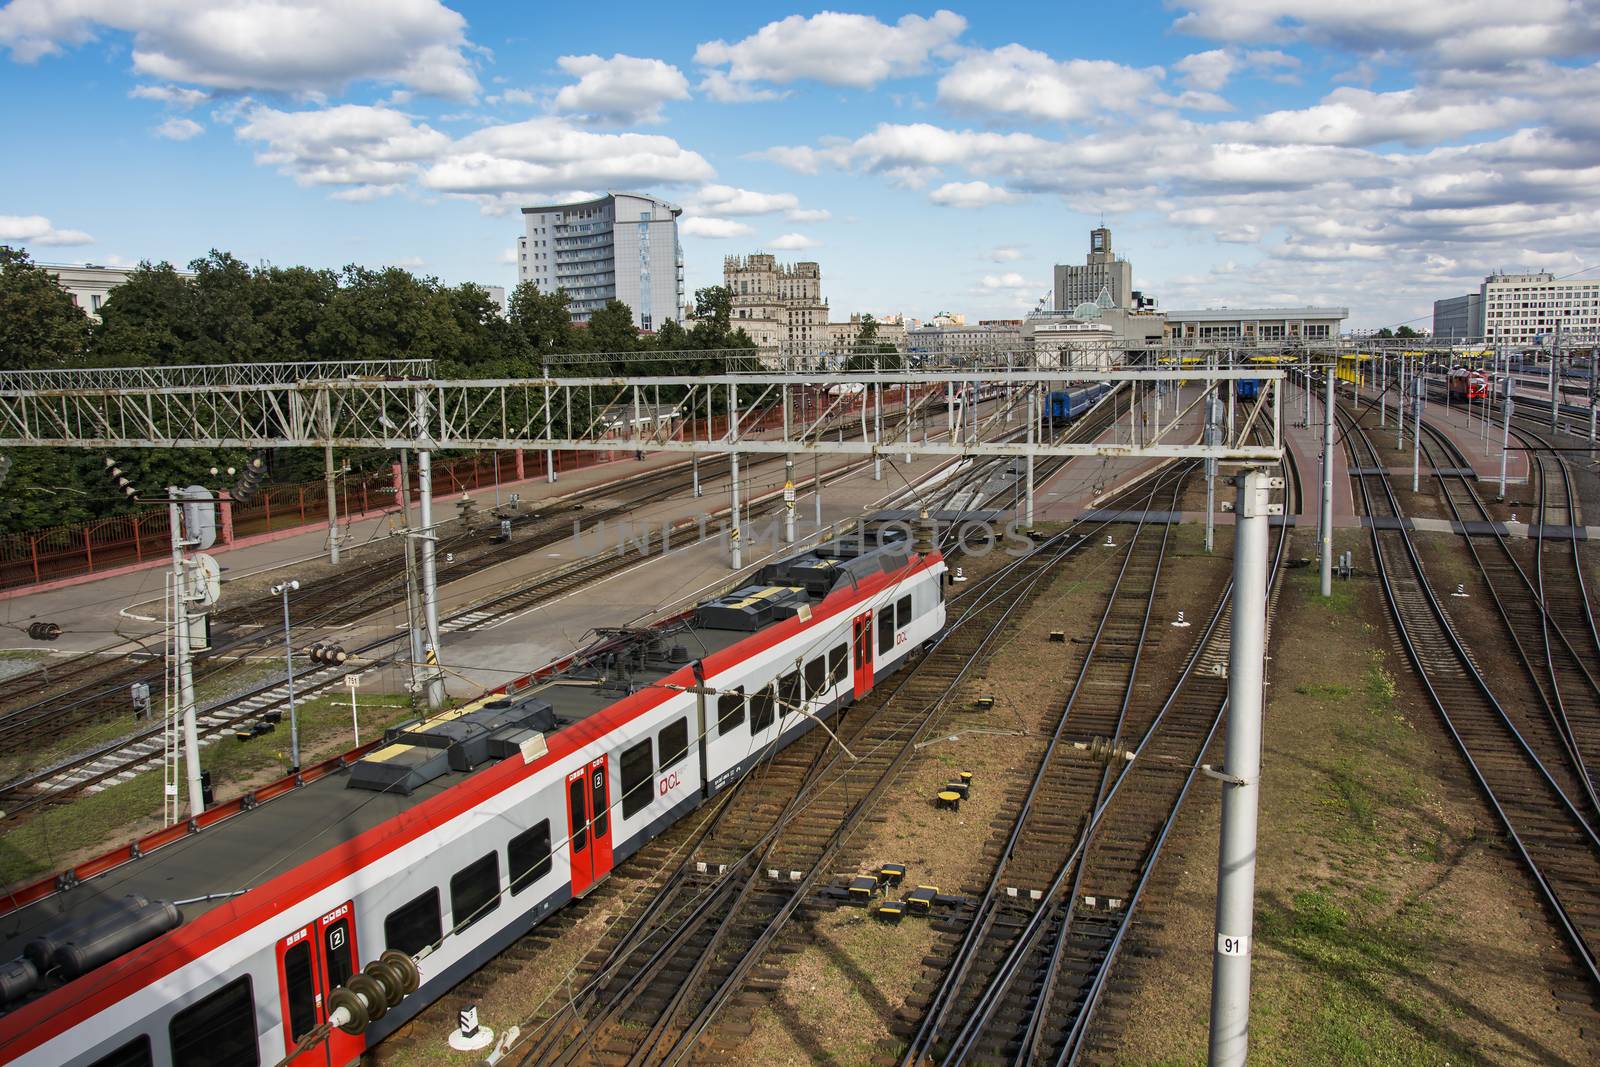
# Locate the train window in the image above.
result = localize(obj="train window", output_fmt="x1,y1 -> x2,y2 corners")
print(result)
717,686 -> 745,734
897,595 -> 912,629
450,852 -> 501,932
591,764 -> 609,838
87,1035 -> 153,1067
938,577 -> 945,604
385,887 -> 442,957
510,820 -> 553,893
779,671 -> 801,715
660,718 -> 689,770
621,739 -> 653,818
169,975 -> 258,1067
804,656 -> 825,697
878,606 -> 894,654
324,916 -> 354,990
828,644 -> 847,685
751,683 -> 776,733
283,939 -> 318,1042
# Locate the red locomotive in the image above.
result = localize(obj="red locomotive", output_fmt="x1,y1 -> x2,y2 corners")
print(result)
1448,367 -> 1488,401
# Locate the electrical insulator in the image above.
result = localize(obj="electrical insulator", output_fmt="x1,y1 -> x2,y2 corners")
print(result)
103,457 -> 137,500
307,643 -> 350,667
233,455 -> 268,505
27,622 -> 62,641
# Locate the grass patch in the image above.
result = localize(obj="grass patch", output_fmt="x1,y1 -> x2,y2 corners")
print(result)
0,690 -> 416,886
1295,681 -> 1352,699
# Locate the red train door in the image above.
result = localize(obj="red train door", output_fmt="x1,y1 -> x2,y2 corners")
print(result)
853,612 -> 874,699
276,901 -> 362,1065
567,755 -> 614,897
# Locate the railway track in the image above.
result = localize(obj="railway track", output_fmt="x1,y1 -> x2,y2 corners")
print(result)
1340,403 -> 1600,994
897,443 -> 1295,1067
493,460 -> 1176,1067
1411,419 -> 1600,824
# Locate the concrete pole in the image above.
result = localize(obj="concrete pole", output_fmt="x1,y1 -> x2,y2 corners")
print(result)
729,383 -> 742,570
874,382 -> 883,481
1396,353 -> 1406,451
814,451 -> 823,528
1551,322 -> 1561,433
692,456 -> 701,498
1205,388 -> 1217,554
1321,365 -> 1335,599
167,490 -> 203,818
784,457 -> 796,543
543,363 -> 556,483
1379,351 -> 1386,427
1589,345 -> 1597,456
278,586 -> 301,773
323,443 -> 341,565
1500,383 -> 1514,498
946,381 -> 955,440
397,450 -> 425,693
416,450 -> 446,709
903,381 -> 913,463
1208,467 -> 1274,1067
1025,386 -> 1036,528
1303,355 -> 1312,428
1412,374 -> 1423,493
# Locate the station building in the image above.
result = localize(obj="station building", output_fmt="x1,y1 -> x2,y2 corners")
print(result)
1161,307 -> 1348,344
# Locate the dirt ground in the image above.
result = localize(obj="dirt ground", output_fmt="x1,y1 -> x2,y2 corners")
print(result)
1101,527 -> 1600,1066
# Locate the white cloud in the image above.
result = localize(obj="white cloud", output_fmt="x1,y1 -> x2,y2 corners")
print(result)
129,83 -> 208,107
0,0 -> 479,98
497,247 -> 518,263
684,184 -> 799,216
988,246 -> 1023,261
785,207 -> 831,222
749,144 -> 820,173
978,272 -> 1030,289
695,10 -> 966,94
553,53 -> 690,125
0,214 -> 94,245
698,70 -> 785,103
236,104 -> 450,192
392,255 -> 425,268
487,88 -> 535,106
682,217 -> 754,238
155,116 -> 203,140
421,118 -> 714,211
768,232 -> 818,250
1227,86 -> 1538,147
937,45 -> 1160,122
1172,1 -> 1600,69
1175,49 -> 1236,91
929,180 -> 1021,207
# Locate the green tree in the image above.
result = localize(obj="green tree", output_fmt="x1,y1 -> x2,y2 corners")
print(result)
0,246 -> 89,370
1395,325 -> 1420,339
581,299 -> 640,355
507,282 -> 573,359
89,261 -> 195,366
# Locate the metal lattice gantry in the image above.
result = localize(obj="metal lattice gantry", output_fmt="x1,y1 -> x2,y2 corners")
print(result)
0,366 -> 1287,462
0,358 -> 436,393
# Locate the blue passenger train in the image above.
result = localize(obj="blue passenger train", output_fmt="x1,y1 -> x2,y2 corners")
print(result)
1235,377 -> 1263,401
1044,383 -> 1111,422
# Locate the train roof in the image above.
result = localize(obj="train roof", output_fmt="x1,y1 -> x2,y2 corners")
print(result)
0,521 -> 932,1010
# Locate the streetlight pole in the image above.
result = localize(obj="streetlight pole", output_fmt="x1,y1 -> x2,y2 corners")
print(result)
272,579 -> 302,774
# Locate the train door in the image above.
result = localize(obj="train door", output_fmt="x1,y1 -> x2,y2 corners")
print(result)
566,755 -> 614,897
852,612 -> 874,699
276,901 -> 362,1065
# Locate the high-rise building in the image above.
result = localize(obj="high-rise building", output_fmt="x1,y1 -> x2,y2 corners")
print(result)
1432,293 -> 1485,340
1480,271 -> 1600,346
1053,226 -> 1134,311
518,192 -> 684,330
723,254 -> 828,347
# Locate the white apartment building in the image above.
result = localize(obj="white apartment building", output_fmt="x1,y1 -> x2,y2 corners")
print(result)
41,262 -> 196,320
723,254 -> 828,347
1481,271 -> 1600,346
906,322 -> 1023,359
519,192 -> 684,330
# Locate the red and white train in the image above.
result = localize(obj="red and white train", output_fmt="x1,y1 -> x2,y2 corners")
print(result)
1448,367 -> 1489,401
0,525 -> 947,1067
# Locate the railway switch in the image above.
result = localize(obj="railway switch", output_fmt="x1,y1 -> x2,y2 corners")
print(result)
974,695 -> 994,710
847,876 -> 878,903
875,899 -> 905,923
906,886 -> 939,915
936,789 -> 962,811
878,863 -> 907,887
946,779 -> 970,800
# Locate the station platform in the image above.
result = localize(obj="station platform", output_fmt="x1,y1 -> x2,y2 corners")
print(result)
1282,378 -> 1359,528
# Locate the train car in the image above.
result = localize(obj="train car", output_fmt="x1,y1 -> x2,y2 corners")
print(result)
1235,377 -> 1263,401
1045,382 -> 1111,422
1448,367 -> 1489,400
0,528 -> 947,1067
943,381 -> 1006,414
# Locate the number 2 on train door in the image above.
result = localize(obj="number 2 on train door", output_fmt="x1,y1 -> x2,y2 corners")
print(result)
567,755 -> 613,897
276,901 -> 363,1064
852,611 -> 874,699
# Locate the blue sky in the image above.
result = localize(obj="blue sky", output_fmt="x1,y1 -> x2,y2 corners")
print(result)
1,2 -> 1597,330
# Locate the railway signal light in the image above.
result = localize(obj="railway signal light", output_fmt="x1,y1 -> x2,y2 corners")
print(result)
26,621 -> 61,641
307,643 -> 350,667
233,455 -> 267,505
103,457 -> 137,500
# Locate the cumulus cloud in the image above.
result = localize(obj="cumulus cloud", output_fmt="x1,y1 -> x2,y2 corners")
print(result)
695,10 -> 966,95
682,217 -> 754,238
1175,49 -> 1236,91
236,104 -> 450,193
1224,85 -> 1537,146
129,83 -> 208,107
0,214 -> 94,245
1172,0 -> 1600,69
785,207 -> 831,222
155,116 -> 203,140
487,88 -> 535,106
988,246 -> 1023,261
929,180 -> 1021,207
0,0 -> 479,98
768,233 -> 818,250
937,45 -> 1161,122
683,184 -> 799,216
553,53 -> 690,125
